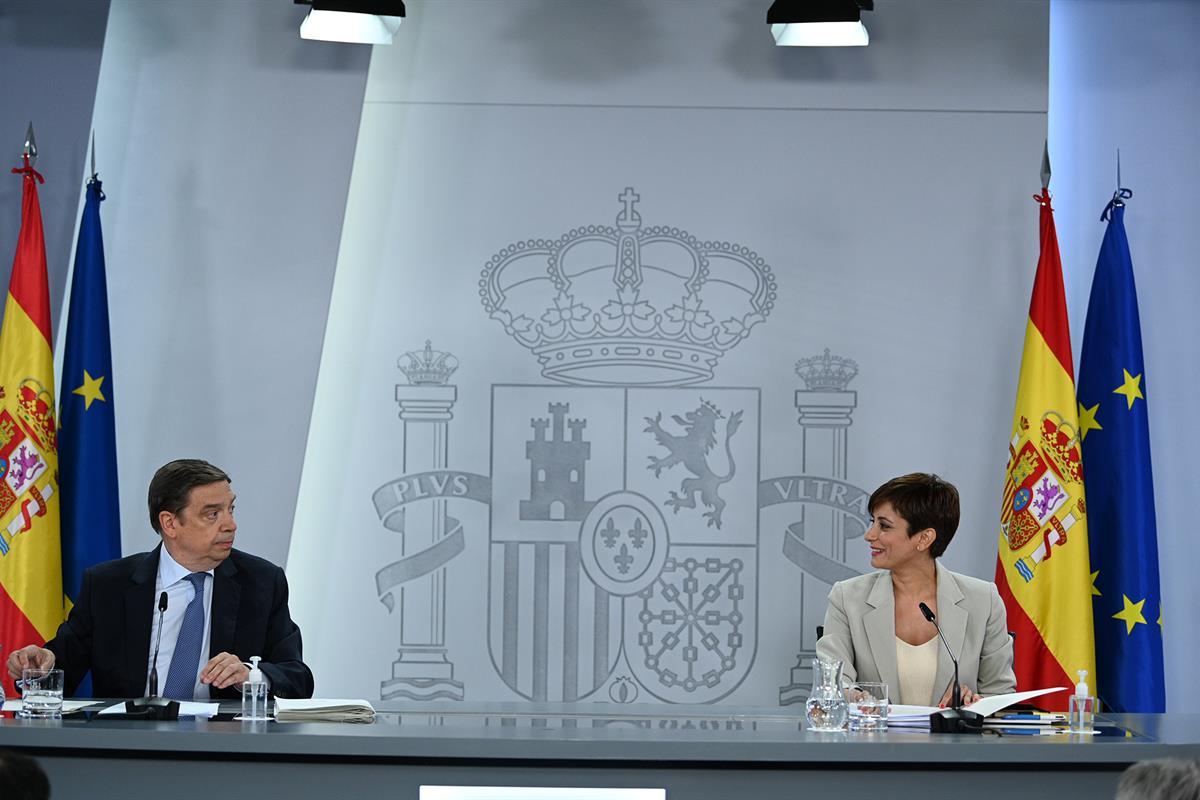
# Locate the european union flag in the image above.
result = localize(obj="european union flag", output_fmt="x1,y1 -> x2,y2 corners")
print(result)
1077,192 -> 1164,713
60,177 -> 121,695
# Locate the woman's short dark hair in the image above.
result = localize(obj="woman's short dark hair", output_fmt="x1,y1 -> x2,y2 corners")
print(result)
868,473 -> 960,558
148,459 -> 231,533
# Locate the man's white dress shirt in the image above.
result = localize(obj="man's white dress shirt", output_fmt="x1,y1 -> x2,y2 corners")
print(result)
145,546 -> 214,700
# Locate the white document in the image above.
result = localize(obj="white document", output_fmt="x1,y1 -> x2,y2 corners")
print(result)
97,700 -> 220,718
887,687 -> 1068,726
2,699 -> 98,713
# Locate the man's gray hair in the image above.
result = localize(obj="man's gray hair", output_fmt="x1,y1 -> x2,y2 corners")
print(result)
1116,758 -> 1200,800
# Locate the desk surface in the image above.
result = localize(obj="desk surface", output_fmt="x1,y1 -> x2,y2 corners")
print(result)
2,701 -> 1197,765
3,703 -> 1198,800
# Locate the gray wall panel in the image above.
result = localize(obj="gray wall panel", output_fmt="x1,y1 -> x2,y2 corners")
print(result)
365,0 -> 1048,112
0,0 -> 109,330
88,0 -> 370,565
290,0 -> 1049,705
1050,0 -> 1200,713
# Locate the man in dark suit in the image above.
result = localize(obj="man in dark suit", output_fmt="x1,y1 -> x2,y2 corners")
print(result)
6,459 -> 314,699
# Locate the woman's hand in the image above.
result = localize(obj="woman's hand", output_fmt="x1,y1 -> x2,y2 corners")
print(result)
939,683 -> 981,707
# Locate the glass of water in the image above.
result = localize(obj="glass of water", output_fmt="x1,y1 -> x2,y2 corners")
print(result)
19,667 -> 64,719
845,681 -> 888,731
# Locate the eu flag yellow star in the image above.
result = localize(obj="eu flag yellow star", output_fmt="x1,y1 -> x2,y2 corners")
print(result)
1113,369 -> 1144,410
1112,594 -> 1147,635
1078,401 -> 1102,440
1090,570 -> 1101,597
73,370 -> 107,410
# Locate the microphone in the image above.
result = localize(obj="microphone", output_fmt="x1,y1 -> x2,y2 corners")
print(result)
919,602 -> 960,709
148,591 -> 168,697
126,591 -> 180,720
919,601 -> 982,734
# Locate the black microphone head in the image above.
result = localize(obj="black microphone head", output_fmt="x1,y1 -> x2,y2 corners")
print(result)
158,591 -> 169,612
918,602 -> 935,622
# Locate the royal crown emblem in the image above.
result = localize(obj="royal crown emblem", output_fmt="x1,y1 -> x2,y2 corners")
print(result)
479,188 -> 776,386
1038,411 -> 1083,483
398,340 -> 458,386
16,378 -> 56,451
795,349 -> 858,391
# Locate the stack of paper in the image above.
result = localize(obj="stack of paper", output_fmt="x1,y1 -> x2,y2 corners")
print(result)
274,697 -> 376,723
886,687 -> 1067,728
886,705 -> 942,728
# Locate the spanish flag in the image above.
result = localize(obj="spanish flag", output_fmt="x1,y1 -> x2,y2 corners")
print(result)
0,153 -> 64,692
995,186 -> 1095,710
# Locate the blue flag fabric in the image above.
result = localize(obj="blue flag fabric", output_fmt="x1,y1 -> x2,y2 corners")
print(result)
60,178 -> 121,628
1077,198 -> 1165,713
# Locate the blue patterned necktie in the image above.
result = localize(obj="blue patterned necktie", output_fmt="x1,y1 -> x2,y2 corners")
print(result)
162,573 -> 207,700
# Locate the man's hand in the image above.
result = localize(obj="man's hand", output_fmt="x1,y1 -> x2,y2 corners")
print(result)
939,683 -> 982,707
199,652 -> 250,690
6,645 -> 55,680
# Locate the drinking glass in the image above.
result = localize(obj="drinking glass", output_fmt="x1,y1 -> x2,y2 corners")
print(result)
19,667 -> 64,719
845,681 -> 889,731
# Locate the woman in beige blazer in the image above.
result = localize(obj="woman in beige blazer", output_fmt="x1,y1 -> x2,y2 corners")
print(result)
816,473 -> 1016,707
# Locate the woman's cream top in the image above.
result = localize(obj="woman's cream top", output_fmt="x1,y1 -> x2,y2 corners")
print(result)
895,636 -> 939,705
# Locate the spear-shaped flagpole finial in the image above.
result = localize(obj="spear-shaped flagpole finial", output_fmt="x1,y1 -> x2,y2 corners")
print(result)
23,122 -> 37,167
1040,140 -> 1051,189
1101,147 -> 1133,221
1106,147 -> 1133,214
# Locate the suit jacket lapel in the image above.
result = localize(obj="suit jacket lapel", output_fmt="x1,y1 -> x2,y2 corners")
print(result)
125,546 -> 160,694
210,556 -> 240,658
932,560 -> 967,705
862,572 -> 900,693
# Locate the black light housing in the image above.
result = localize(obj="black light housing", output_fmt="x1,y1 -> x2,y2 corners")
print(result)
295,0 -> 406,44
767,0 -> 874,47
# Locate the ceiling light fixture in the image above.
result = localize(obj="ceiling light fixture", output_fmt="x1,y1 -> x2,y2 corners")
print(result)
295,0 -> 406,45
767,0 -> 873,47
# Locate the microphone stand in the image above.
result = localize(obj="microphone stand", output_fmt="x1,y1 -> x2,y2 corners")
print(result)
919,602 -> 983,734
127,591 -> 180,720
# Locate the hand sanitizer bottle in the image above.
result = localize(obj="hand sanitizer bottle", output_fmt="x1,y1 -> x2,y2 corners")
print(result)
241,656 -> 268,722
1068,669 -> 1095,733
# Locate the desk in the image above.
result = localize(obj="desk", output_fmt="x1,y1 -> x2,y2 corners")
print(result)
2,703 -> 1197,799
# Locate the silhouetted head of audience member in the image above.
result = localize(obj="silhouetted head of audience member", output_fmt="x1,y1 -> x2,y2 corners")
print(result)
1116,758 -> 1200,800
0,750 -> 50,800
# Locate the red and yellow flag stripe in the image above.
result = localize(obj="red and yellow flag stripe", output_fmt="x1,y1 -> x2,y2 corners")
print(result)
0,158 -> 64,676
995,190 -> 1095,710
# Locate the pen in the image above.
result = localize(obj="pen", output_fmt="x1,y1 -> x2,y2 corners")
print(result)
999,713 -> 1064,721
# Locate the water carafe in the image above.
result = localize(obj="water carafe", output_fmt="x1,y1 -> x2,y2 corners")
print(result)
805,658 -> 848,731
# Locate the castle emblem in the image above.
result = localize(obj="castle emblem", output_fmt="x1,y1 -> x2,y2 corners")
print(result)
521,403 -> 594,522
